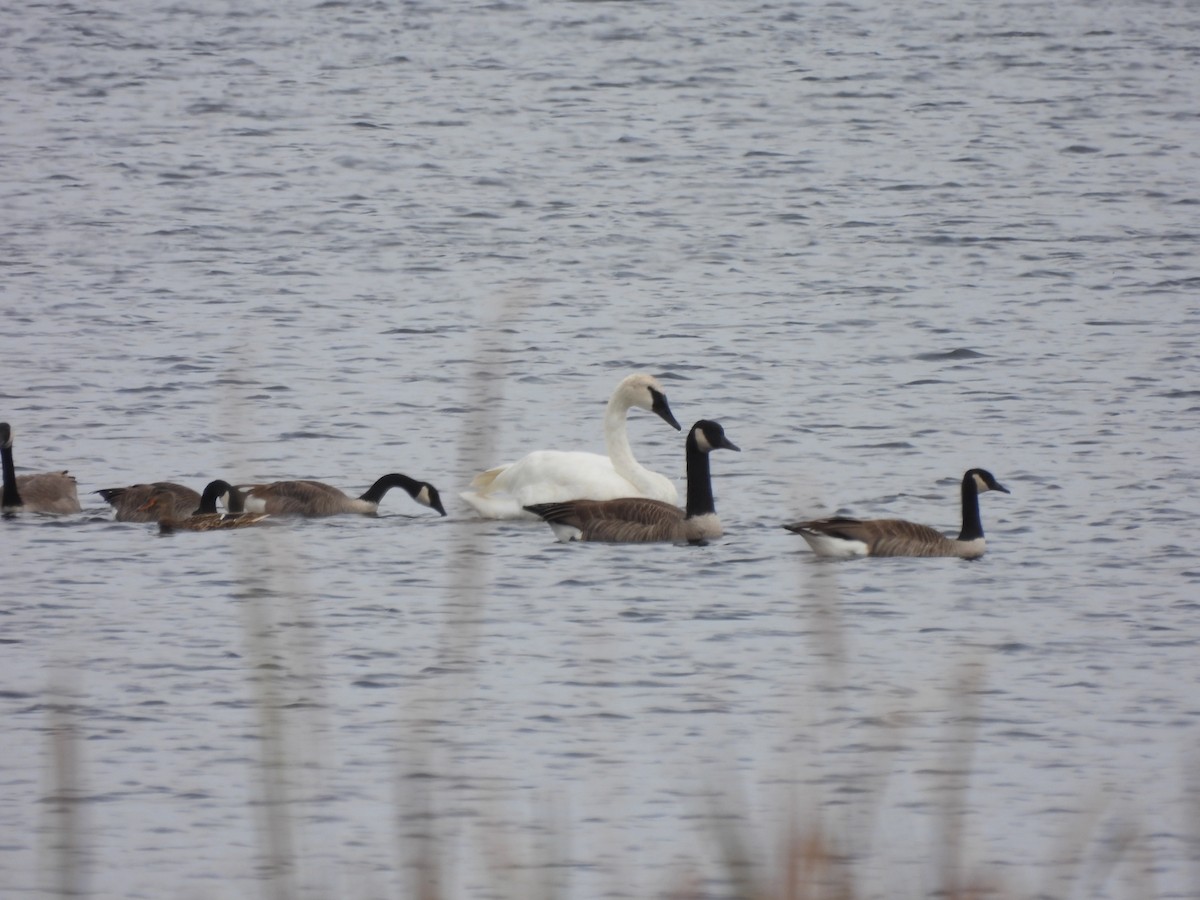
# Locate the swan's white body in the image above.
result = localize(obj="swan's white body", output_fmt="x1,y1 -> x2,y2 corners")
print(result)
460,373 -> 681,520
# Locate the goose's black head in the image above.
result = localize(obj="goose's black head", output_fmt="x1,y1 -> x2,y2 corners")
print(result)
0,423 -> 11,450
688,420 -> 740,454
966,468 -> 1010,495
411,480 -> 447,516
196,479 -> 238,515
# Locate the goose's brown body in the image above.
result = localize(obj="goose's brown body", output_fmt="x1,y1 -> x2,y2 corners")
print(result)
12,473 -> 82,515
99,482 -> 201,522
784,517 -> 986,558
1,423 -> 82,515
527,498 -> 722,543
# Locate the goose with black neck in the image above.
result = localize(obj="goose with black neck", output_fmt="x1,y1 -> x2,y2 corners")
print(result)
524,419 -> 739,544
783,468 -> 1010,559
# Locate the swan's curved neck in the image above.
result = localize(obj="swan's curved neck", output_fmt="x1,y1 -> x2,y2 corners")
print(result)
684,438 -> 716,519
1,441 -> 22,508
957,474 -> 984,541
603,395 -> 648,483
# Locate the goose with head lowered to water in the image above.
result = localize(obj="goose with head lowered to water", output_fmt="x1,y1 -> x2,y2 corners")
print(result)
524,419 -> 739,544
142,480 -> 270,533
460,372 -> 683,519
238,473 -> 446,518
1,422 -> 82,515
783,468 -> 1010,559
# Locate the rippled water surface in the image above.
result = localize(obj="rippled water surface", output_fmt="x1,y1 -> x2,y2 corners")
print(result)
3,1 -> 1200,898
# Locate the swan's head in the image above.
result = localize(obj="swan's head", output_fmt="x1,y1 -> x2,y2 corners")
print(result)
617,373 -> 681,430
689,420 -> 740,454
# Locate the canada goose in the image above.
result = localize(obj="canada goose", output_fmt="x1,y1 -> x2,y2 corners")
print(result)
238,473 -> 447,517
460,372 -> 683,520
0,422 -> 82,515
783,468 -> 1011,559
98,482 -> 201,522
144,480 -> 270,533
524,419 -> 739,543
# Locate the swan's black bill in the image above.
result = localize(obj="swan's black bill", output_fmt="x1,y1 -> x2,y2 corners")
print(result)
650,388 -> 682,431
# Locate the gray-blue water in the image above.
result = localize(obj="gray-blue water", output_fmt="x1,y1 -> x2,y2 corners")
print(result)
3,1 -> 1199,897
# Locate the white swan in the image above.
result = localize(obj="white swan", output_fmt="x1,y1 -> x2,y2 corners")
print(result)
460,373 -> 682,519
